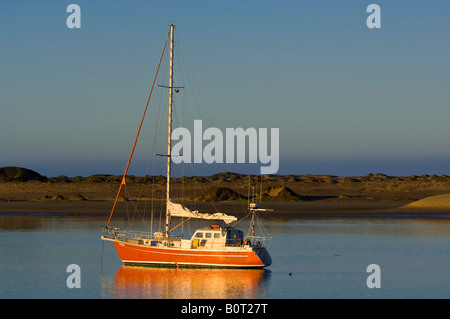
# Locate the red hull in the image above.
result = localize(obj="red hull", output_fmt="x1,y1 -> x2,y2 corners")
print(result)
112,240 -> 270,268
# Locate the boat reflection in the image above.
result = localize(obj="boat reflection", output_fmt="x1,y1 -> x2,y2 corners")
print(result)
113,265 -> 271,298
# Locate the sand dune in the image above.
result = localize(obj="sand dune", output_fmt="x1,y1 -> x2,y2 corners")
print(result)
404,194 -> 450,209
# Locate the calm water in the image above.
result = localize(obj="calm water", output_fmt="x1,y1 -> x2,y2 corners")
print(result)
0,213 -> 449,299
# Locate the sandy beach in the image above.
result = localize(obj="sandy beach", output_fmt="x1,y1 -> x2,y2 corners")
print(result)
1,172 -> 450,216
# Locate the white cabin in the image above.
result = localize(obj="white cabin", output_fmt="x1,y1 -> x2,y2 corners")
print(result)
190,225 -> 244,249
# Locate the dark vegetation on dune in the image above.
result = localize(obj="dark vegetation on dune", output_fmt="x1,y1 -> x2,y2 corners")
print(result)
0,167 -> 47,182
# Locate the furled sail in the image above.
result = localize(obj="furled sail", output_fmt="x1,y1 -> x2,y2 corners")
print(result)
167,200 -> 237,224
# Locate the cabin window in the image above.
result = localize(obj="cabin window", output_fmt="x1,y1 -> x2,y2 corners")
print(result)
214,233 -> 220,238
196,232 -> 203,238
205,233 -> 212,238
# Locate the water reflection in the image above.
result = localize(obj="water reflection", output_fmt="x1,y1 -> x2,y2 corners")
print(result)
265,216 -> 450,237
112,266 -> 271,299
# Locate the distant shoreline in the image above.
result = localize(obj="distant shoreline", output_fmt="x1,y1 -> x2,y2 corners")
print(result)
2,169 -> 450,217
1,200 -> 449,217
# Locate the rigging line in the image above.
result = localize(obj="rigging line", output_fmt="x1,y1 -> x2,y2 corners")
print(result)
150,52 -> 168,234
178,37 -> 262,219
150,160 -> 155,235
135,141 -> 158,223
233,211 -> 251,228
172,36 -> 234,214
125,185 -> 151,230
137,181 -> 149,225
179,42 -> 246,217
183,163 -> 220,214
124,185 -> 131,231
173,41 -> 194,209
151,56 -> 167,163
106,28 -> 170,228
175,36 -> 214,128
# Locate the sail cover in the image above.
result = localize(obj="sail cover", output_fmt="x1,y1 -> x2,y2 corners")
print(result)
167,200 -> 237,224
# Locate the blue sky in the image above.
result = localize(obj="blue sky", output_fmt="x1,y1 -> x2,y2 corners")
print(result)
1,1 -> 449,177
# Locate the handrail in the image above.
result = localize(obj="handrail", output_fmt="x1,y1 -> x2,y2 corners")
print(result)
244,235 -> 273,241
104,229 -> 272,250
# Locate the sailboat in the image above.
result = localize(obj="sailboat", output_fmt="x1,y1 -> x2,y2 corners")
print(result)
101,25 -> 272,268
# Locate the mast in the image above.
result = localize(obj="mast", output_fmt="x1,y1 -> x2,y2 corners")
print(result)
165,24 -> 175,238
